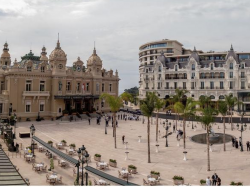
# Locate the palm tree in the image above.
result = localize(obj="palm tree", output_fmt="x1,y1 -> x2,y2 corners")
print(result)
100,93 -> 123,149
140,92 -> 157,163
155,97 -> 166,142
174,98 -> 197,149
218,101 -> 228,151
225,94 -> 239,130
199,95 -> 211,109
198,106 -> 217,171
120,92 -> 133,106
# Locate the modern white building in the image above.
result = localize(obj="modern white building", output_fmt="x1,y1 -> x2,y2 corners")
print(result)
138,39 -> 250,113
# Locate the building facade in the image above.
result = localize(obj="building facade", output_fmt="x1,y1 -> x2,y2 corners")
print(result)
139,39 -> 250,113
0,39 -> 119,120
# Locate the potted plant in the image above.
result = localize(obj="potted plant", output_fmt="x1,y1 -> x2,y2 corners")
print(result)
109,159 -> 117,167
48,158 -> 54,171
128,165 -> 137,174
173,175 -> 184,185
63,110 -> 69,116
200,179 -> 206,186
230,182 -> 243,186
48,140 -> 53,147
69,143 -> 76,150
71,109 -> 77,115
94,154 -> 101,162
61,140 -> 67,146
151,171 -> 160,179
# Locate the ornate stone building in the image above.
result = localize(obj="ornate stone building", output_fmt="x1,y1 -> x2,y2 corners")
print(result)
0,39 -> 120,120
139,39 -> 250,113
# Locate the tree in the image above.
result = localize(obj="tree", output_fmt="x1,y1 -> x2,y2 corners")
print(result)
218,101 -> 228,151
199,95 -> 211,109
174,98 -> 197,149
225,94 -> 239,130
120,92 -> 133,105
124,87 -> 139,105
197,106 -> 217,171
140,92 -> 157,163
100,93 -> 123,149
155,97 -> 166,142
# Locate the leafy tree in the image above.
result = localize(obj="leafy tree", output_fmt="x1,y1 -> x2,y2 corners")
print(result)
100,93 -> 123,149
197,106 -> 217,171
155,97 -> 166,142
199,95 -> 211,109
120,92 -> 133,105
225,94 -> 240,130
140,92 -> 157,163
218,101 -> 228,151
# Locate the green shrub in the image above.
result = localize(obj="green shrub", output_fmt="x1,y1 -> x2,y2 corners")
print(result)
151,171 -> 160,175
230,181 -> 243,186
200,179 -> 206,184
50,158 -> 54,169
173,175 -> 184,180
128,165 -> 137,169
61,140 -> 67,143
88,180 -> 92,186
109,159 -> 116,163
48,141 -> 53,144
95,154 -> 101,157
69,143 -> 76,148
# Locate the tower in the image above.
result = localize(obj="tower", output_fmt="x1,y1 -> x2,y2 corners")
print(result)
0,42 -> 11,66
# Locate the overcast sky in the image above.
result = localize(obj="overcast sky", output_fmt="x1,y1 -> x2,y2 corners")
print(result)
0,0 -> 250,93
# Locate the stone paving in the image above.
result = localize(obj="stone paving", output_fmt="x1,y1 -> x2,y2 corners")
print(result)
2,113 -> 250,186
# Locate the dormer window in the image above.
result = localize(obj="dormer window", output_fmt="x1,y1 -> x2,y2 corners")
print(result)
158,66 -> 161,72
230,63 -> 233,69
27,66 -> 32,72
41,66 -> 45,72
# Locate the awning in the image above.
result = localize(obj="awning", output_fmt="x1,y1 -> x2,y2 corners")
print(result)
32,136 -> 79,166
85,166 -> 139,186
54,95 -> 100,99
0,149 -> 27,186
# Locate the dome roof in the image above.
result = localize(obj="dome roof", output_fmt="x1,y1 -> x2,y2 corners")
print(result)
49,40 -> 67,61
87,48 -> 102,67
73,57 -> 84,65
1,42 -> 10,58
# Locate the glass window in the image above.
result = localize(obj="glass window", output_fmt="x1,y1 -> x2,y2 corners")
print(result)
183,82 -> 186,89
102,83 -> 104,92
230,63 -> 233,69
86,83 -> 89,91
77,82 -> 80,91
41,66 -> 45,72
210,82 -> 214,89
229,72 -> 233,78
220,81 -> 224,89
26,104 -> 31,112
158,66 -> 161,72
220,72 -> 224,78
27,66 -> 32,71
66,82 -> 71,91
26,80 -> 32,91
174,82 -> 177,89
241,64 -> 245,69
201,82 -> 204,89
239,54 -> 249,60
191,73 -> 195,79
230,81 -> 233,89
211,73 -> 214,78
109,84 -> 112,92
241,72 -> 245,78
96,83 -> 99,92
166,82 -> 169,89
241,81 -> 245,89
40,104 -> 44,112
211,64 -> 213,70
191,82 -> 195,89
0,103 -> 2,113
40,81 -> 45,91
175,65 -> 178,71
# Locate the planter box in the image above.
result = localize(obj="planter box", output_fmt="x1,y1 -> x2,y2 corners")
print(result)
151,174 -> 160,179
200,183 -> 206,186
109,161 -> 117,167
61,142 -> 67,146
48,143 -> 53,147
94,156 -> 101,162
128,167 -> 137,174
173,179 -> 184,185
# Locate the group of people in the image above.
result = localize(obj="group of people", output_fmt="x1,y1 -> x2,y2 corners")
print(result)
231,137 -> 242,149
118,113 -> 140,121
206,173 -> 221,186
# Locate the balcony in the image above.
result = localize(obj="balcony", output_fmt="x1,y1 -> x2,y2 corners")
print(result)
241,87 -> 245,89
157,87 -> 160,89
23,91 -> 50,97
1,90 -> 9,95
145,87 -> 149,89
66,90 -> 72,95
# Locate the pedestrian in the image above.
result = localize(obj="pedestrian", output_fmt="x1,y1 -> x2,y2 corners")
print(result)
235,140 -> 239,149
246,141 -> 250,151
142,118 -> 145,124
173,124 -> 176,132
122,135 -> 125,144
159,130 -> 161,139
206,176 -> 211,186
116,120 -> 118,127
232,137 -> 235,147
217,177 -> 221,186
212,173 -> 218,186
88,118 -> 91,125
96,117 -> 99,125
105,119 -> 108,127
169,109 -> 172,116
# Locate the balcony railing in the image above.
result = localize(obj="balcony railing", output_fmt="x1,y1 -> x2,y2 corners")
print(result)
23,91 -> 50,96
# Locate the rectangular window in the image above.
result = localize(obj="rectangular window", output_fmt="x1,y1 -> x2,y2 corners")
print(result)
239,54 -> 249,60
86,83 -> 89,91
66,81 -> 71,91
174,82 -> 177,89
39,101 -> 45,112
25,101 -> 31,112
230,63 -> 233,69
158,82 -> 160,89
109,84 -> 112,92
191,73 -> 195,79
241,81 -> 245,89
183,82 -> 186,89
210,82 -> 214,89
158,74 -> 161,80
41,66 -> 45,72
229,72 -> 233,78
241,72 -> 245,78
102,83 -> 104,92
26,80 -> 32,91
96,83 -> 99,92
40,81 -> 45,91
229,81 -> 233,89
191,82 -> 195,89
146,83 -> 148,89
1,81 -> 4,91
201,82 -> 204,89
27,66 -> 32,72
166,82 -> 169,89
220,81 -> 224,89
77,82 -> 80,91
0,103 -> 2,113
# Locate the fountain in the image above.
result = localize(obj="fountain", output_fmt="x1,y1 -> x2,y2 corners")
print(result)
190,128 -> 234,144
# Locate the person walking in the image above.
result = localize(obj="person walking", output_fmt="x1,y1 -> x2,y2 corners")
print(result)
122,135 -> 125,144
246,141 -> 250,151
217,177 -> 221,186
235,140 -> 239,149
232,137 -> 235,147
173,124 -> 176,132
212,173 -> 218,186
206,176 -> 211,186
88,118 -> 91,125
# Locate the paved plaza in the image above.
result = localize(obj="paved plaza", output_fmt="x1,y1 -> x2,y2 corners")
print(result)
2,113 -> 250,186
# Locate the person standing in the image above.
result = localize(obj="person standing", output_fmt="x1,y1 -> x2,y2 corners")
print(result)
122,135 -> 125,144
206,176 -> 211,186
217,177 -> 221,186
246,141 -> 250,151
232,137 -> 235,147
235,140 -> 239,149
212,173 -> 218,186
88,118 -> 91,125
173,124 -> 176,132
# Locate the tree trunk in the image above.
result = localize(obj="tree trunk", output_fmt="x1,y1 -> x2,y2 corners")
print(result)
207,127 -> 210,171
147,116 -> 151,163
156,112 -> 159,142
183,118 -> 186,149
113,112 -> 117,149
175,113 -> 178,130
230,108 -> 233,131
223,116 -> 226,151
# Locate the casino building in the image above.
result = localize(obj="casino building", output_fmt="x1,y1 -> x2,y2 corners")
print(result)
0,38 -> 119,120
138,39 -> 250,113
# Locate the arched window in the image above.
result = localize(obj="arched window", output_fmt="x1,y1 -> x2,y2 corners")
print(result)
219,95 -> 225,100
158,66 -> 161,72
210,95 -> 215,99
230,63 -> 233,69
192,64 -> 195,70
211,64 -> 213,70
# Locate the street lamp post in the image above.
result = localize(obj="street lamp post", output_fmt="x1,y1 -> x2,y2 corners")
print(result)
29,124 -> 36,155
77,145 -> 89,186
165,125 -> 169,147
237,110 -> 247,152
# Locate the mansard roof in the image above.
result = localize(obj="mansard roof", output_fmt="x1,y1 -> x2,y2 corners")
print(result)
225,44 -> 239,63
